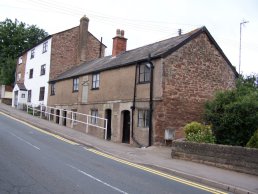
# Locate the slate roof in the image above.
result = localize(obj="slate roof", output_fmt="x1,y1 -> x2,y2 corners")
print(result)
50,26 -> 237,83
17,83 -> 27,91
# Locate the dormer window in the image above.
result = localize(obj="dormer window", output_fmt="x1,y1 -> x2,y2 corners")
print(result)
30,49 -> 35,59
42,41 -> 48,53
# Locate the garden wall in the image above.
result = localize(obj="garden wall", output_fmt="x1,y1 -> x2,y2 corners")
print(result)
171,141 -> 258,176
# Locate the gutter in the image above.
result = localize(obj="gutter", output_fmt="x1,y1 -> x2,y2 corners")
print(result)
148,54 -> 154,147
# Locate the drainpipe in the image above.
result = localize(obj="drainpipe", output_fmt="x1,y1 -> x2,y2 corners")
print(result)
148,54 -> 154,147
131,63 -> 144,148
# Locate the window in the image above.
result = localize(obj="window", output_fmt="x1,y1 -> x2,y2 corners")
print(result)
29,69 -> 33,79
50,83 -> 55,95
18,57 -> 22,64
91,109 -> 98,124
28,90 -> 31,102
30,49 -> 35,59
73,77 -> 79,92
39,87 -> 45,101
17,73 -> 21,81
21,93 -> 25,98
138,109 -> 149,128
92,73 -> 99,89
40,64 -> 46,75
139,63 -> 150,83
42,41 -> 48,53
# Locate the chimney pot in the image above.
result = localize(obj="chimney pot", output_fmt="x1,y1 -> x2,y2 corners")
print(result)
116,29 -> 121,36
121,30 -> 124,37
112,29 -> 127,57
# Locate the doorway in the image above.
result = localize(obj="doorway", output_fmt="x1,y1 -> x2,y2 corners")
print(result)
63,110 -> 67,126
122,110 -> 130,143
105,109 -> 112,140
56,109 -> 60,124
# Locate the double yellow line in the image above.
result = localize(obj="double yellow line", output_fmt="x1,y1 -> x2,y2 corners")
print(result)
1,111 -> 226,194
87,148 -> 227,194
0,111 -> 78,145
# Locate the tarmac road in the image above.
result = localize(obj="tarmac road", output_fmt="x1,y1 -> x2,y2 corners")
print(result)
0,112 -> 227,194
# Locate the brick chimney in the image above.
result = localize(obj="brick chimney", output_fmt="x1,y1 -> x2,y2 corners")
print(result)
78,15 -> 89,62
112,29 -> 127,57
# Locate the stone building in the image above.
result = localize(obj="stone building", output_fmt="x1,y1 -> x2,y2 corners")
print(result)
12,16 -> 105,107
48,27 -> 237,146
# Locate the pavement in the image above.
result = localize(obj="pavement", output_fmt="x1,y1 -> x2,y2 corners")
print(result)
0,103 -> 257,194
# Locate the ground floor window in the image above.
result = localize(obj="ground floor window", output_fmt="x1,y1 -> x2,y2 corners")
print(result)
28,90 -> 31,102
138,109 -> 149,128
91,109 -> 98,124
39,87 -> 45,101
71,109 -> 77,125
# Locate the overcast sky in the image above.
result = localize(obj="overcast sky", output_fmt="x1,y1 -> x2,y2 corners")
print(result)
1,0 -> 257,75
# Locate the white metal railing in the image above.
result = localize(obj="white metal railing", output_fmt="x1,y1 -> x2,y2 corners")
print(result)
21,103 -> 108,140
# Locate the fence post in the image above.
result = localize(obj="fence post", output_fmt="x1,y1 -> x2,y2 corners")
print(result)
26,103 -> 28,113
49,107 -> 51,121
33,106 -> 35,116
86,115 -> 89,133
104,119 -> 107,140
71,111 -> 74,128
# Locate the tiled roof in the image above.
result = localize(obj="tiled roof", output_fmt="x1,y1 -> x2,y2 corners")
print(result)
50,26 -> 237,82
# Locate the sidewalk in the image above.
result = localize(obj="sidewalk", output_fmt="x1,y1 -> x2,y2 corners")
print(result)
0,103 -> 257,194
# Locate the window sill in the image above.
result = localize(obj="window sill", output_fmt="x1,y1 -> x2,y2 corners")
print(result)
72,90 -> 78,93
138,81 -> 150,84
91,88 -> 99,90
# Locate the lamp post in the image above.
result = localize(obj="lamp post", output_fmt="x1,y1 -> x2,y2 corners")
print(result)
239,20 -> 249,74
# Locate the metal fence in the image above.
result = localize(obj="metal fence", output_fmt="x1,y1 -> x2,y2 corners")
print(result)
18,103 -> 108,140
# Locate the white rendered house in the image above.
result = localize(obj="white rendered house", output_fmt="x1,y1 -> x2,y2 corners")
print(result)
12,37 -> 52,107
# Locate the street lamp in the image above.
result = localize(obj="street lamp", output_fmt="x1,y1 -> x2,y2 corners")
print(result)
239,20 -> 249,74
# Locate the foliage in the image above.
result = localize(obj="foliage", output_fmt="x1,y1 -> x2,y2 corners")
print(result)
184,122 -> 216,144
0,18 -> 48,85
204,75 -> 258,146
246,130 -> 258,149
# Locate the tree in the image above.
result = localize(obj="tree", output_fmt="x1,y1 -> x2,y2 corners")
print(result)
0,18 -> 48,85
204,75 -> 258,146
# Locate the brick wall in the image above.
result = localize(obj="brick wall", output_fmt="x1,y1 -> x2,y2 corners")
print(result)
154,33 -> 236,144
171,141 -> 258,176
50,28 -> 105,80
16,53 -> 27,84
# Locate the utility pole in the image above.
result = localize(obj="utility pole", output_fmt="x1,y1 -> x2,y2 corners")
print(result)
239,20 -> 249,74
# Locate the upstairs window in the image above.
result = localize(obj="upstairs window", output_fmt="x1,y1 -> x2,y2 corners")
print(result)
50,83 -> 55,96
139,63 -> 150,83
30,49 -> 35,59
138,109 -> 149,128
91,109 -> 98,124
18,57 -> 22,64
73,77 -> 79,92
40,64 -> 46,76
17,72 -> 21,81
27,90 -> 32,102
29,69 -> 33,79
39,87 -> 45,101
92,73 -> 99,89
42,41 -> 48,53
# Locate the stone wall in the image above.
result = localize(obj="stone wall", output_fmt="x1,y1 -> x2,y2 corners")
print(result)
16,53 -> 27,84
171,141 -> 258,176
154,32 -> 237,143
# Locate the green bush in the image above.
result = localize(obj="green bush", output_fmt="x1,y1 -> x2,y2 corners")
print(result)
204,75 -> 258,146
184,122 -> 216,144
246,130 -> 258,149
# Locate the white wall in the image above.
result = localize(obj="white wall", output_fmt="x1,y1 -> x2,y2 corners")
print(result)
24,38 -> 52,106
12,85 -> 27,107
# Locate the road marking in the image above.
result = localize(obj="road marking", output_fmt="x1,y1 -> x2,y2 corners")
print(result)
87,148 -> 227,194
0,111 -> 78,146
9,131 -> 40,150
66,164 -> 128,194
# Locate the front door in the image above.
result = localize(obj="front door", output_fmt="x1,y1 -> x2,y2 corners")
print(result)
56,109 -> 60,124
105,109 -> 112,140
14,91 -> 18,107
63,110 -> 67,126
122,110 -> 130,143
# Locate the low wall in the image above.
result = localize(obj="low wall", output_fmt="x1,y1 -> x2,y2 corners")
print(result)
171,141 -> 258,176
